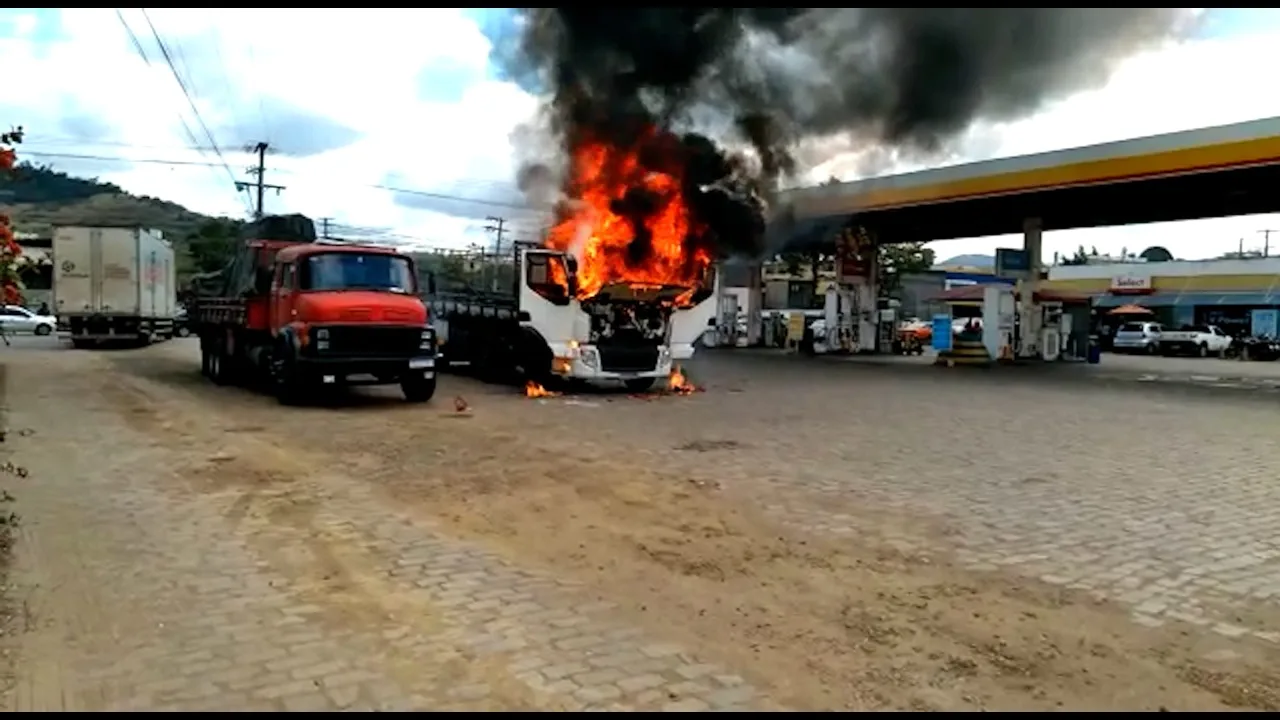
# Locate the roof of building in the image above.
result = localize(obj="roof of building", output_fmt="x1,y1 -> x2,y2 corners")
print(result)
935,284 -> 1092,305
779,116 -> 1280,217
766,116 -> 1280,253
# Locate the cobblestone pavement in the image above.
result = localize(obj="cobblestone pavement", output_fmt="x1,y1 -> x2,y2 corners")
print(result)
0,348 -> 767,711
615,351 -> 1280,642
7,340 -> 1280,710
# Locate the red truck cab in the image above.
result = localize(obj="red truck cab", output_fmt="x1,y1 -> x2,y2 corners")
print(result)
193,215 -> 436,405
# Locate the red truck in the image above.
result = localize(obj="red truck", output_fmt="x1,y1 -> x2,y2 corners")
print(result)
189,214 -> 437,405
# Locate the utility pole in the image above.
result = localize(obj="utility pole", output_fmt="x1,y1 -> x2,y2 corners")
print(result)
235,141 -> 285,219
1259,229 -> 1278,257
319,217 -> 333,239
484,216 -> 507,255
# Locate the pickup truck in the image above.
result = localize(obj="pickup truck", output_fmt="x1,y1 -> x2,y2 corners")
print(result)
1159,324 -> 1232,357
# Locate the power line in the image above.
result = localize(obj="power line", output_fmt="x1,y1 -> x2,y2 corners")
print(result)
115,9 -> 254,217
12,150 -> 548,213
20,150 -> 229,167
136,9 -> 245,204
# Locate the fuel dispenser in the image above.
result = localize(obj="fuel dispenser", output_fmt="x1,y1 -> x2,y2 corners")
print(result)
1040,301 -> 1066,361
822,283 -> 858,353
715,293 -> 739,348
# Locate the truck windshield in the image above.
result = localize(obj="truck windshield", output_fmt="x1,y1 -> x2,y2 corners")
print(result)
301,253 -> 415,294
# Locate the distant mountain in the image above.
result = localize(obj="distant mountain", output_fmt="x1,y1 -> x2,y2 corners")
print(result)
1,162 -> 231,276
936,253 -> 995,269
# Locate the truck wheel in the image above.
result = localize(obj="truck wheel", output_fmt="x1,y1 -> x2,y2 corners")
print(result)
176,326 -> 191,338
1198,343 -> 1209,358
625,378 -> 657,393
34,324 -> 51,336
200,347 -> 211,377
211,349 -> 237,386
273,360 -> 306,406
401,374 -> 437,403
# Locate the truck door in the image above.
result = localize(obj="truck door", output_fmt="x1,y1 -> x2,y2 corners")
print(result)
272,260 -> 296,333
99,228 -> 142,315
668,268 -> 719,359
52,227 -> 94,315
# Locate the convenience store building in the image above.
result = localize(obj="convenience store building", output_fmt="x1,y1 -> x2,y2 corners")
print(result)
1043,258 -> 1280,336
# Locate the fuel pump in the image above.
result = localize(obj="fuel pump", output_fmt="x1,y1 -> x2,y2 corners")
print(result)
1040,301 -> 1065,361
822,283 -> 858,353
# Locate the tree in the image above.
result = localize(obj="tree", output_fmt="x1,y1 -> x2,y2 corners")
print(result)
0,126 -> 25,305
877,241 -> 934,294
183,219 -> 241,275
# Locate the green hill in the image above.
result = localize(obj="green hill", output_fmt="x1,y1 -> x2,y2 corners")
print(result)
0,162 -> 240,277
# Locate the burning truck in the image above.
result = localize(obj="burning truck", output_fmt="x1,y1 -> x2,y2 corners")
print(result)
419,129 -> 725,392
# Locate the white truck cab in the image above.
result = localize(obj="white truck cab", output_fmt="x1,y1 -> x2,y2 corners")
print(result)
424,244 -> 715,391
520,248 -> 715,387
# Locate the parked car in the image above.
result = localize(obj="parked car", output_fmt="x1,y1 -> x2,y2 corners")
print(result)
0,304 -> 55,336
1159,324 -> 1232,357
1112,321 -> 1163,354
174,305 -> 191,337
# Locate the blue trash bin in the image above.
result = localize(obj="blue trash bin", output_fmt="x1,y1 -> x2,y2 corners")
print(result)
1087,335 -> 1102,364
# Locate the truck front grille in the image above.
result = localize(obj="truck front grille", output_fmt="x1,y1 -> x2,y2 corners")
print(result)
319,325 -> 424,358
597,344 -> 659,372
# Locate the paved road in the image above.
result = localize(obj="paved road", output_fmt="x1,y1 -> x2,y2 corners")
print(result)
0,339 -> 1278,710
651,351 -> 1280,637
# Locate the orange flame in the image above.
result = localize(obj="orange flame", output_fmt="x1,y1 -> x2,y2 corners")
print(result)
544,131 -> 713,299
667,365 -> 697,395
525,380 -> 560,398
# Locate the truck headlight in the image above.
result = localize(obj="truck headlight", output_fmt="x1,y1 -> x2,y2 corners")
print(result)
420,328 -> 433,349
315,328 -> 329,340
579,347 -> 599,369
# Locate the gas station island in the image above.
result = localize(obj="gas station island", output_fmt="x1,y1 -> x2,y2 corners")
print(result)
750,116 -> 1280,362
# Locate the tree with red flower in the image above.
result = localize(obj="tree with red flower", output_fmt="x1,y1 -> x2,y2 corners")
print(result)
0,126 -> 24,306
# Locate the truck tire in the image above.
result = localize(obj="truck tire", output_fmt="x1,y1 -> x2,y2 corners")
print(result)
1198,342 -> 1209,358
200,347 -> 212,377
34,324 -> 51,336
401,374 -> 437,403
624,378 -> 657,393
210,348 -> 237,386
273,359 -> 306,406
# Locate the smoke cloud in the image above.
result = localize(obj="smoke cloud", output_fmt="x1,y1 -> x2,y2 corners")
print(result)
503,8 -> 1196,259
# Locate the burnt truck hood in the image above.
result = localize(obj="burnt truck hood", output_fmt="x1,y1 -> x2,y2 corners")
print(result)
591,282 -> 695,304
295,291 -> 427,324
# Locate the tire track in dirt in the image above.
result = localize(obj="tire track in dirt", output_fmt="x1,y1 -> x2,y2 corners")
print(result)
94,373 -> 556,709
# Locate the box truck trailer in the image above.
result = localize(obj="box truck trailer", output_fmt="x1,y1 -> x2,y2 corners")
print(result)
53,225 -> 177,348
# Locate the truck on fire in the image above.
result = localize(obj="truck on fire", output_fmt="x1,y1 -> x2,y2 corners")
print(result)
417,241 -> 716,392
188,214 -> 437,405
53,225 -> 177,347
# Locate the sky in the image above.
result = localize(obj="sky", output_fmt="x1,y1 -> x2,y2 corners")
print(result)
3,8 -> 1280,261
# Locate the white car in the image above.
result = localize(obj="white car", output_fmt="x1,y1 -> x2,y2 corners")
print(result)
0,305 -> 55,336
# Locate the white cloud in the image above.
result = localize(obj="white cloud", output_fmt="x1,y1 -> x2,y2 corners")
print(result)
3,9 -> 1280,261
1,8 -> 538,248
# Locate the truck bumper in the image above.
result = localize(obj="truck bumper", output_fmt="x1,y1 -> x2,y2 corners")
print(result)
60,314 -> 173,340
296,355 -> 436,384
547,343 -> 672,382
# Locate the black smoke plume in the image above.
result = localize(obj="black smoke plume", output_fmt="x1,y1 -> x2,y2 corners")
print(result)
505,9 -> 1195,260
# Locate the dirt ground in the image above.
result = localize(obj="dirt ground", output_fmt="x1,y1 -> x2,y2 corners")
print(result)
5,338 -> 1280,710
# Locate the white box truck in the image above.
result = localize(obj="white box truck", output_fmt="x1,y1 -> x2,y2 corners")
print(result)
52,225 -> 177,348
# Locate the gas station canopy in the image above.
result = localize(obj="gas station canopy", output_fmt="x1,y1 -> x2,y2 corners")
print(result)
769,117 -> 1280,254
